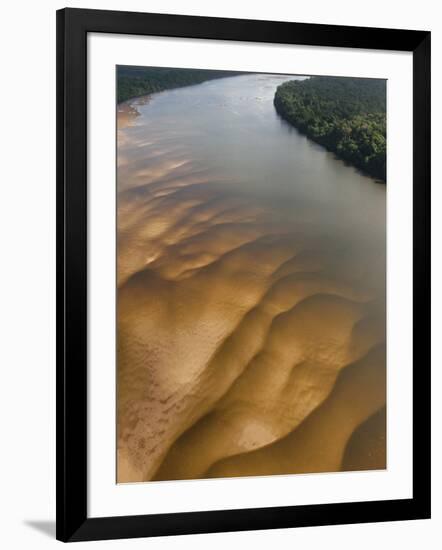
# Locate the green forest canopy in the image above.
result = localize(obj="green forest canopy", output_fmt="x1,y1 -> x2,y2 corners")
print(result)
117,66 -> 242,103
274,76 -> 386,181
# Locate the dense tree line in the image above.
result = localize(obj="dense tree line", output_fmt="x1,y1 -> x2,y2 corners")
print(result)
117,66 -> 242,103
274,77 -> 386,181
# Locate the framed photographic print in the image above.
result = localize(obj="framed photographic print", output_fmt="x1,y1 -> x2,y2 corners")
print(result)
56,7 -> 431,542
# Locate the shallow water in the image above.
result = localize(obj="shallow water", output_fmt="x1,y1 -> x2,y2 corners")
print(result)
116,73 -> 386,483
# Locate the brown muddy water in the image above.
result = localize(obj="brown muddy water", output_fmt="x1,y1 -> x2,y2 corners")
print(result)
116,73 -> 386,483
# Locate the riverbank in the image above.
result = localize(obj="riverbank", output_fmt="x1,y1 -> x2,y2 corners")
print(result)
274,76 -> 386,182
118,66 -> 245,103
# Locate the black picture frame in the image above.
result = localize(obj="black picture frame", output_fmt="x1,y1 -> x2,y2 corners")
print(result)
56,7 -> 431,542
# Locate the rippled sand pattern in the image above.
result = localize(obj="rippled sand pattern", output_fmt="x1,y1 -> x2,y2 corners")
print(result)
117,83 -> 386,483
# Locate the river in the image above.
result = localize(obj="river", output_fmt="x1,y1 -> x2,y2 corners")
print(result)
116,73 -> 386,483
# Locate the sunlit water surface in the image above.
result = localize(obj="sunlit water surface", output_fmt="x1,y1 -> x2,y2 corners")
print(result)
116,73 -> 386,483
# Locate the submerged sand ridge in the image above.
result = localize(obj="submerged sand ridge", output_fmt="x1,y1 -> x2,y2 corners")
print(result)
116,75 -> 386,483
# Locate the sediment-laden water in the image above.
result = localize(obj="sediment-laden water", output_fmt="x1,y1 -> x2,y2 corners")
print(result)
116,73 -> 386,483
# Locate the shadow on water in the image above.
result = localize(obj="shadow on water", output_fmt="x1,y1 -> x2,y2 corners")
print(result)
274,110 -> 386,183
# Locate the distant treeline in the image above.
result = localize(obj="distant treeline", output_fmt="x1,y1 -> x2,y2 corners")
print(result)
274,77 -> 386,181
117,66 -> 242,103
